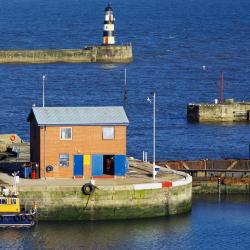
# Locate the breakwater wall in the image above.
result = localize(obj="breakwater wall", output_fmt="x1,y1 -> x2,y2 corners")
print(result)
0,45 -> 133,64
18,177 -> 192,221
193,182 -> 250,194
187,102 -> 250,122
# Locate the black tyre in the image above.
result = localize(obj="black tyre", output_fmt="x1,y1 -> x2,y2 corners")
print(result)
82,183 -> 95,195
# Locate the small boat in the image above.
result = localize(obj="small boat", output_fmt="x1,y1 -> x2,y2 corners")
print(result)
0,189 -> 37,228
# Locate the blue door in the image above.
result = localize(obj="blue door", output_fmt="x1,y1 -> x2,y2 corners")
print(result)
92,155 -> 103,176
74,155 -> 83,176
114,155 -> 126,176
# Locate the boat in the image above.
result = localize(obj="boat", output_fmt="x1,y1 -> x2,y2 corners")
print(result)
0,189 -> 37,228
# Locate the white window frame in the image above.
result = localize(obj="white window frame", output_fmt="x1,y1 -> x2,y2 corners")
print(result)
60,127 -> 72,140
102,127 -> 115,140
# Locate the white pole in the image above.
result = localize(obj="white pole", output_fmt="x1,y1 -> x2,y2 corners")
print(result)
13,174 -> 16,195
125,68 -> 127,86
143,150 -> 145,162
153,92 -> 156,180
42,75 -> 46,108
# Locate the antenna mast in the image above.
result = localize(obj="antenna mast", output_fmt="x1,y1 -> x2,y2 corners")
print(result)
220,71 -> 224,104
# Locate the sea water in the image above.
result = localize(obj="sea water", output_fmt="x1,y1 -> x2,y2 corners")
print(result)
1,195 -> 250,249
0,0 -> 250,248
0,0 -> 249,161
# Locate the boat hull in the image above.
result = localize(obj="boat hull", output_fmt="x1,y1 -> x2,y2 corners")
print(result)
0,213 -> 36,228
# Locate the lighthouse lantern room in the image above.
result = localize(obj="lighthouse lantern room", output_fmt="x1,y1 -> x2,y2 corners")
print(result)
103,3 -> 115,45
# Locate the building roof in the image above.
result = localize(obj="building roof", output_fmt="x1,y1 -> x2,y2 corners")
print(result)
28,106 -> 129,126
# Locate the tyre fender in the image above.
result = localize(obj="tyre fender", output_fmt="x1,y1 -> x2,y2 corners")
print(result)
81,183 -> 95,195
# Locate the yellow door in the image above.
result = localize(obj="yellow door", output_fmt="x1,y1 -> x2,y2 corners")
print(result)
84,155 -> 91,178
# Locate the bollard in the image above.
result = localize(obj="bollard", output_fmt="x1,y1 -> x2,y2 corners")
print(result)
142,151 -> 145,162
145,152 -> 148,162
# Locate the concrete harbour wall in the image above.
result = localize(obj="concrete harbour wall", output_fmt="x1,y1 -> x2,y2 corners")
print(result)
187,102 -> 250,122
18,180 -> 192,221
0,45 -> 133,64
193,182 -> 250,194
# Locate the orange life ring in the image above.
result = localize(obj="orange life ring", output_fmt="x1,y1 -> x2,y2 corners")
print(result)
10,135 -> 16,142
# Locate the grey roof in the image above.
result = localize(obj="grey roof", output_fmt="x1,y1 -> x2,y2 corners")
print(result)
28,106 -> 129,126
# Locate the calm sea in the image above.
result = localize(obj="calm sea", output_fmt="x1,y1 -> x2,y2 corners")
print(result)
0,0 -> 250,248
0,0 -> 249,161
1,195 -> 250,249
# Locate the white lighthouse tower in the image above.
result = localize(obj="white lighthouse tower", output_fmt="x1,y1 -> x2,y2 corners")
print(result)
103,3 -> 115,45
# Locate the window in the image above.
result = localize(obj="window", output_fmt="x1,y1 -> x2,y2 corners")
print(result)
11,198 -> 16,204
103,127 -> 115,140
59,154 -> 69,167
0,198 -> 7,204
60,127 -> 72,140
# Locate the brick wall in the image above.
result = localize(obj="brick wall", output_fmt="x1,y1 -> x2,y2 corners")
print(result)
34,124 -> 127,178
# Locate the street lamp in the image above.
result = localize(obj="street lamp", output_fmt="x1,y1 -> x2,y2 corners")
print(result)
147,91 -> 156,180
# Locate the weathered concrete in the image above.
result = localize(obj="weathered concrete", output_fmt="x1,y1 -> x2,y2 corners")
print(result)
193,182 -> 250,194
0,160 -> 192,220
18,182 -> 192,221
0,45 -> 133,64
187,101 -> 250,122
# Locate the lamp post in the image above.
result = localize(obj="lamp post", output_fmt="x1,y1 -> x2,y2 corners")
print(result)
153,91 -> 156,180
147,91 -> 156,180
42,75 -> 46,108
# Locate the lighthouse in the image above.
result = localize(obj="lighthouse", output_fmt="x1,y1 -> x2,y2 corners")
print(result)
103,3 -> 115,45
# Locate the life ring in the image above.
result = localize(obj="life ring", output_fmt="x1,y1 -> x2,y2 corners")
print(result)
10,135 -> 16,142
82,183 -> 95,195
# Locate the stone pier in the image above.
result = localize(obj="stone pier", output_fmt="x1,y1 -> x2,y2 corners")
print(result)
187,101 -> 250,122
0,45 -> 133,64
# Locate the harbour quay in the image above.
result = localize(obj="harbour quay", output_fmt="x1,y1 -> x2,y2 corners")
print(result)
158,159 -> 250,194
0,103 -> 192,221
0,160 -> 192,221
187,100 -> 250,122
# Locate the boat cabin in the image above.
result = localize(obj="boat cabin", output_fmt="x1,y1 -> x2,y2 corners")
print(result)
0,196 -> 20,213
